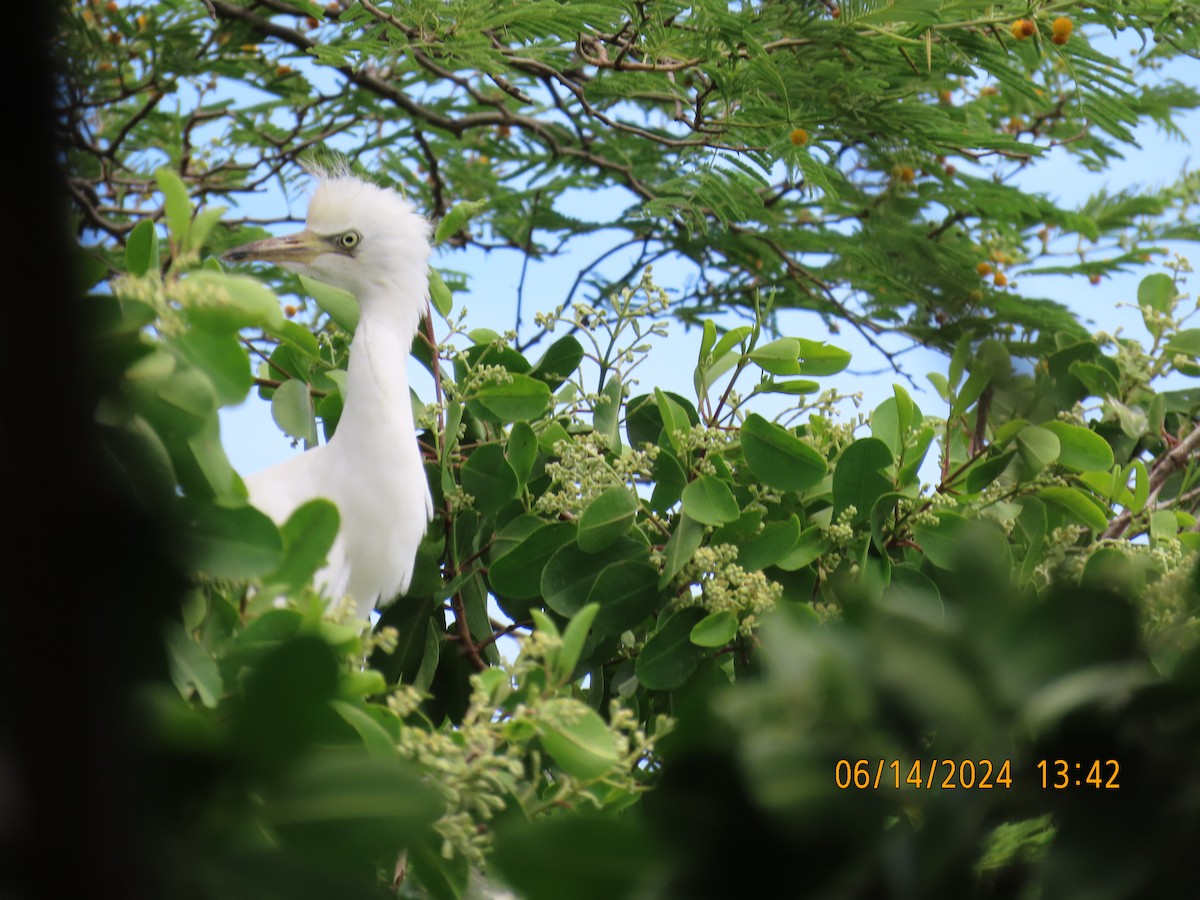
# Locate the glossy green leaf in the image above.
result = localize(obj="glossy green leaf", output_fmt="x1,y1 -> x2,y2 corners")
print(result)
530,335 -> 585,390
964,450 -> 1016,494
557,603 -> 600,684
265,751 -> 443,861
1040,421 -> 1114,473
593,374 -> 623,450
748,337 -> 801,375
271,378 -> 317,444
263,499 -> 340,595
635,607 -> 707,690
177,497 -> 283,579
796,338 -> 852,375
690,611 -> 737,648
775,525 -> 828,571
1131,459 -> 1149,513
173,329 -> 252,408
1150,509 -> 1178,543
681,475 -> 740,526
434,198 -> 489,245
489,522 -> 577,600
832,438 -> 893,524
1165,328 -> 1200,357
493,816 -> 660,900
475,373 -> 552,422
578,487 -> 639,552
155,167 -> 191,247
658,513 -> 705,590
185,415 -> 244,503
1037,486 -> 1109,532
182,270 -> 285,333
543,539 -> 646,617
737,515 -> 801,571
750,378 -> 821,397
1016,425 -> 1061,473
126,218 -> 159,277
164,621 -> 222,708
461,443 -> 519,515
740,413 -> 826,492
537,698 -> 620,780
428,267 -> 453,317
912,511 -> 972,571
506,421 -> 538,488
588,562 -> 660,637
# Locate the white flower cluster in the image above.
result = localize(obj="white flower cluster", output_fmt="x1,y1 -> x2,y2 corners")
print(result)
673,544 -> 782,637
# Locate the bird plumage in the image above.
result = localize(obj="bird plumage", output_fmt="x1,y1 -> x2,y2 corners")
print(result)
225,172 -> 434,619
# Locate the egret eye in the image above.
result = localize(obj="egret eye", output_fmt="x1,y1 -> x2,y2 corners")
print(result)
339,230 -> 362,250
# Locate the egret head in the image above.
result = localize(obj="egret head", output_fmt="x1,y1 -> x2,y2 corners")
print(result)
224,172 -> 431,310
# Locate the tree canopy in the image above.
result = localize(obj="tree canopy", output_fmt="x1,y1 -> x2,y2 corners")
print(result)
45,2 -> 1200,898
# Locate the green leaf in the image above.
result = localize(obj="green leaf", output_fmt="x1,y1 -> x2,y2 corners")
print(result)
530,335 -> 585,390
592,373 -> 623,450
461,443 -> 519,515
1131,459 -> 1149,513
1165,328 -> 1200,357
265,751 -> 443,862
740,413 -> 827,492
654,387 -> 692,452
711,326 -> 753,361
1016,425 -> 1061,473
964,450 -> 1016,494
635,607 -> 707,690
537,698 -> 620,780
489,522 -> 577,601
1039,421 -> 1115,473
263,499 -> 340,594
578,487 -> 639,552
832,438 -> 893,524
493,816 -> 660,900
588,562 -> 660,637
164,621 -> 222,708
434,199 -> 489,245
737,515 -> 801,571
177,498 -> 283,579
1150,509 -> 1178,544
796,338 -> 852,375
155,167 -> 191,248
506,421 -> 538,488
543,539 -> 646,618
749,378 -> 821,397
912,511 -> 972,571
475,374 -> 552,422
126,219 -> 159,277
330,700 -> 397,760
658,513 -> 705,590
298,275 -> 360,332
690,611 -> 738,648
557,603 -> 600,684
681,475 -> 740,526
1137,272 -> 1175,313
271,379 -> 317,444
748,337 -> 801,375
1037,486 -> 1110,531
776,525 -> 828,571
173,329 -> 252,408
182,270 -> 285,332
428,267 -> 453,318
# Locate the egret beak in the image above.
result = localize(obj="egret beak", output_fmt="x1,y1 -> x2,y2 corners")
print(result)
223,229 -> 325,265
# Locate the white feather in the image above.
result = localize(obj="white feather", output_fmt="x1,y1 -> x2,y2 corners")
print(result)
241,174 -> 434,620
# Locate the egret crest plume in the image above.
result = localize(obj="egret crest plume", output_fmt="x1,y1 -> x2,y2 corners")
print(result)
224,172 -> 434,620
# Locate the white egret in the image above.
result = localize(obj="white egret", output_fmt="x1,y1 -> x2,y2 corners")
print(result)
224,171 -> 434,620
